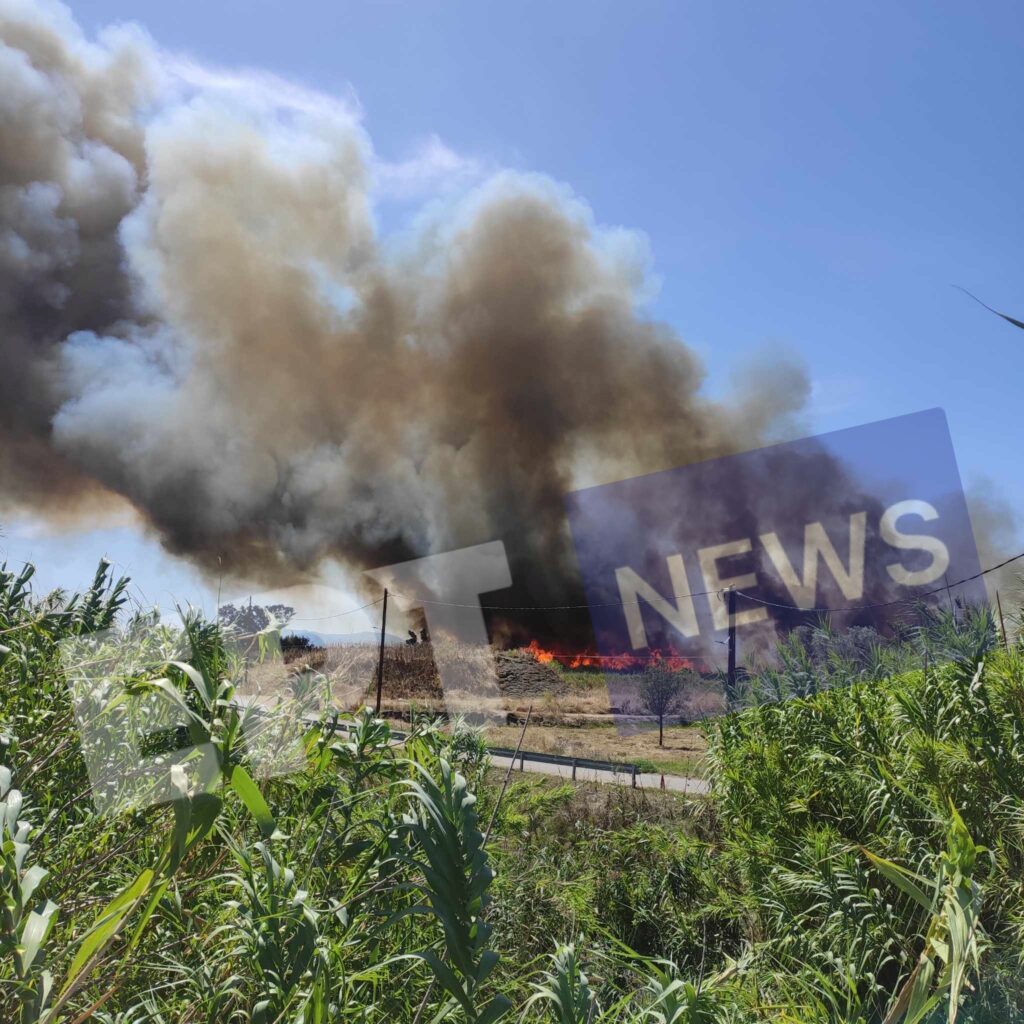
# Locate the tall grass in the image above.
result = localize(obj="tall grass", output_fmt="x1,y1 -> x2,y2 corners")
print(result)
2,560 -> 1024,1021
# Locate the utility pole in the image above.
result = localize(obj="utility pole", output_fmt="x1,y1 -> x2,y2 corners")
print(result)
997,590 -> 1010,653
374,588 -> 389,715
726,587 -> 737,710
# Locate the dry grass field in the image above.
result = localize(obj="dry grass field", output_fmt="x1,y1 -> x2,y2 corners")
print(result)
480,721 -> 707,776
239,639 -> 718,773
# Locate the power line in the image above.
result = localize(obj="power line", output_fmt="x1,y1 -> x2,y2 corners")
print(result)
391,588 -> 721,611
286,597 -> 385,623
734,550 -> 1024,614
257,548 -> 1024,622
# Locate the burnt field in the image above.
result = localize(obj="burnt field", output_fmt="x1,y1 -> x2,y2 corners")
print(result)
277,640 -> 571,711
269,638 -> 720,775
271,638 -> 727,723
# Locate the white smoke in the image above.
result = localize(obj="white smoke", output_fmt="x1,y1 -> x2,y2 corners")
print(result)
0,0 -> 811,605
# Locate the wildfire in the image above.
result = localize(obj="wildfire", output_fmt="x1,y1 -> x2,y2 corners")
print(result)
522,640 -> 693,671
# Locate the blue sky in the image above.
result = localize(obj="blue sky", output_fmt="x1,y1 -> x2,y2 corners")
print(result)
4,0 -> 1023,618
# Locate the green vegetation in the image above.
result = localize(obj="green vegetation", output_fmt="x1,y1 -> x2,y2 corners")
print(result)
2,559 -> 1023,1021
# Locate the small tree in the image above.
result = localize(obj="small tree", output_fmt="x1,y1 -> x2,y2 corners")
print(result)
639,662 -> 685,747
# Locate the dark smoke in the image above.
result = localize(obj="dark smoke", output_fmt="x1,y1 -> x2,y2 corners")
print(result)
4,3 -> 1007,649
0,1 -> 812,622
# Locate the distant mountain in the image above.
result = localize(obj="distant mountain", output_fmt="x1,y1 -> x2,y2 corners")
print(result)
285,629 -> 405,647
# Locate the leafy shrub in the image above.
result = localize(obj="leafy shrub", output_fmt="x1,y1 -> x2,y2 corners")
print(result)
2,559 -> 1023,1022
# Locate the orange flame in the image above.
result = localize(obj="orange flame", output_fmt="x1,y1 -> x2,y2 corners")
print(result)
522,641 -> 693,671
525,640 -> 556,664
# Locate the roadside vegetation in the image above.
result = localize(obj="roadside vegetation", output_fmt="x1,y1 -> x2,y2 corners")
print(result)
2,559 -> 1023,1021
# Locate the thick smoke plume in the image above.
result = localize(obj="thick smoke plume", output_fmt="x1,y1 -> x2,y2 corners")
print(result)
2,0 -> 820,640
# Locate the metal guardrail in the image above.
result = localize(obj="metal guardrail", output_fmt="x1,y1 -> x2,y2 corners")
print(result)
486,744 -> 639,777
231,702 -> 652,786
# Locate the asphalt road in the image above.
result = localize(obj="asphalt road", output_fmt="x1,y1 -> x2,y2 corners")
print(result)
234,696 -> 711,794
489,754 -> 710,794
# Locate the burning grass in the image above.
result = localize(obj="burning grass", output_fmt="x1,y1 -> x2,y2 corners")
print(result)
264,638 -> 726,723
523,639 -> 699,671
247,638 -> 722,774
